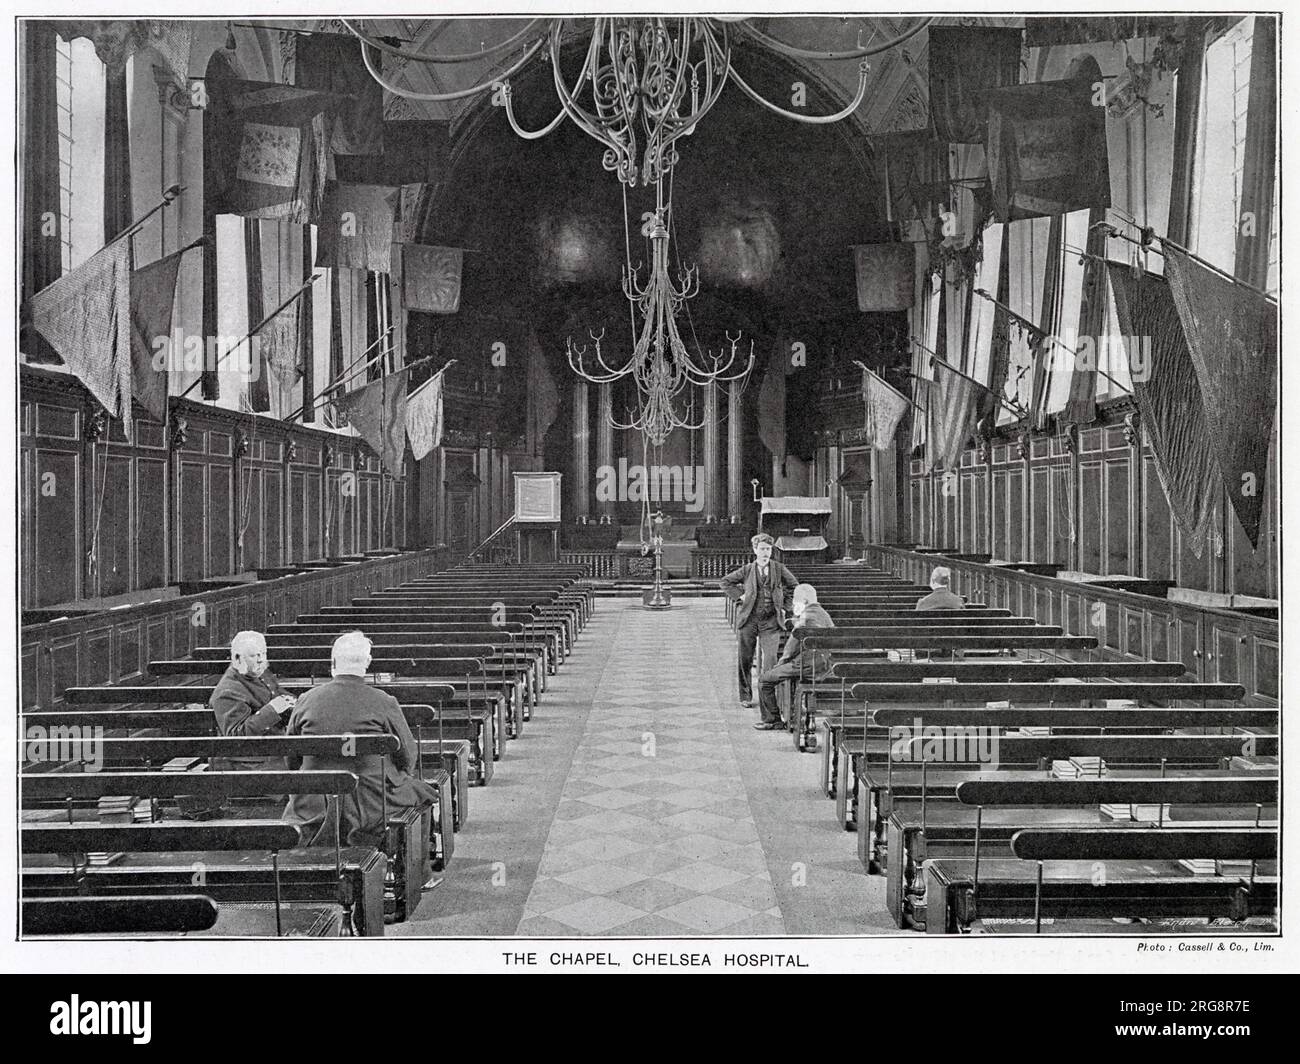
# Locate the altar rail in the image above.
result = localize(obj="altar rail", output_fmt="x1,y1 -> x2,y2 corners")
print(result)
558,551 -> 622,579
20,547 -> 454,711
862,546 -> 1278,706
691,549 -> 751,580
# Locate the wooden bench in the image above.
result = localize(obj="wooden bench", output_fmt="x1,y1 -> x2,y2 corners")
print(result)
924,822 -> 1278,934
22,895 -> 220,936
885,774 -> 1278,929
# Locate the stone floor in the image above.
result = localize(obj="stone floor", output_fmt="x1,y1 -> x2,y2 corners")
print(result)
395,599 -> 893,938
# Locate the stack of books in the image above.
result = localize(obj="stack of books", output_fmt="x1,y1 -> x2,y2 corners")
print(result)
1230,755 -> 1279,772
162,757 -> 204,773
1052,756 -> 1106,780
1012,726 -> 1050,738
86,851 -> 125,866
1179,858 -> 1255,877
96,795 -> 137,824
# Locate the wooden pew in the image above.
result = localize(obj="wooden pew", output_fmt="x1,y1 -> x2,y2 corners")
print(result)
21,743 -> 400,936
143,654 -> 521,750
62,682 -> 499,786
24,703 -> 471,838
883,771 -> 1278,929
924,820 -> 1278,934
22,895 -> 220,936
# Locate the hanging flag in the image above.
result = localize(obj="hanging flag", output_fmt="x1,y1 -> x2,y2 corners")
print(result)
986,76 -> 1111,223
853,243 -> 915,311
28,237 -> 133,429
293,31 -> 384,156
757,343 -> 786,471
1163,247 -> 1278,548
335,120 -> 450,187
929,358 -> 979,471
928,26 -> 1023,143
401,244 -> 463,313
314,182 -> 400,273
1107,262 -> 1217,556
870,131 -> 945,227
406,366 -> 449,462
526,333 -> 560,458
862,367 -> 910,452
129,246 -> 187,422
208,79 -> 341,224
1061,208 -> 1112,424
336,369 -> 410,476
391,183 -> 427,244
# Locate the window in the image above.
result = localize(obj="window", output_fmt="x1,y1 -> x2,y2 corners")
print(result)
55,36 -> 107,270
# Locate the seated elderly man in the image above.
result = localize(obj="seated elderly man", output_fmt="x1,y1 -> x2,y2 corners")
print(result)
208,630 -> 296,771
753,584 -> 836,731
283,630 -> 437,848
915,566 -> 965,611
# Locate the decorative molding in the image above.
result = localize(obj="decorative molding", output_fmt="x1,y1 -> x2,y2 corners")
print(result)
285,440 -> 298,463
323,444 -> 335,468
86,406 -> 109,443
1015,430 -> 1030,461
977,435 -> 992,464
1122,411 -> 1140,448
233,429 -> 250,458
168,414 -> 189,452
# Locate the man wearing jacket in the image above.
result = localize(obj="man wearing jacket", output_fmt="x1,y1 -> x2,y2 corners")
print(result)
718,533 -> 799,707
283,630 -> 437,848
208,630 -> 296,772
754,584 -> 836,730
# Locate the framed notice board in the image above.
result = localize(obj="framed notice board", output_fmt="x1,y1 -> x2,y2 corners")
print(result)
514,472 -> 562,522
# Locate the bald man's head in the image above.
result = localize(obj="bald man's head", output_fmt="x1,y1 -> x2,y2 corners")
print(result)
230,631 -> 269,678
331,631 -> 372,677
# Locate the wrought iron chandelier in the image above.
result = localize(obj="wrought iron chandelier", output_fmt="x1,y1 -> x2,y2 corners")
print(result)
345,17 -> 931,445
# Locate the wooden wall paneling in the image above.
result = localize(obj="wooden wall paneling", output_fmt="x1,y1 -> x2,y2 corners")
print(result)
36,445 -> 81,606
305,470 -> 322,559
1142,452 -> 1173,581
21,645 -> 40,710
239,460 -> 261,571
208,460 -> 233,578
1078,460 -> 1102,573
1104,457 -> 1130,576
118,622 -> 142,681
178,461 -> 207,581
50,637 -> 79,702
1254,639 -> 1278,701
1030,465 -> 1050,562
137,456 -> 168,590
263,466 -> 283,566
289,470 -> 306,562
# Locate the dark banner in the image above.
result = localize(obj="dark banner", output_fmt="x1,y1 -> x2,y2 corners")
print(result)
929,26 -> 1023,143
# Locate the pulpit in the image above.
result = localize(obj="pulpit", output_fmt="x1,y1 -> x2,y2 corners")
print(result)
759,496 -> 832,565
513,472 -> 562,562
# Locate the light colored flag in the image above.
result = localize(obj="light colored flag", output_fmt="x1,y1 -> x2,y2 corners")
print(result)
336,369 -> 409,476
29,237 -> 133,429
861,366 -> 910,451
405,366 -> 449,462
129,246 -> 188,422
401,244 -> 463,313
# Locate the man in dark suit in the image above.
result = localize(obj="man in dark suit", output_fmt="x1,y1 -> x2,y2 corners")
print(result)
719,533 -> 799,707
283,630 -> 437,848
755,584 -> 836,729
208,630 -> 296,772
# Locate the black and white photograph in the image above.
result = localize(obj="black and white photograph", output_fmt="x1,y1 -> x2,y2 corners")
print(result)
5,4 -> 1295,990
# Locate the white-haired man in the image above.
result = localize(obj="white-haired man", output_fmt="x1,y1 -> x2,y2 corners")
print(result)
754,584 -> 835,730
915,566 -> 965,611
208,630 -> 296,772
282,631 -> 437,847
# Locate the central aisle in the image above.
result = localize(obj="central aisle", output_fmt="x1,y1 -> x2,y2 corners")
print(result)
398,600 -> 892,938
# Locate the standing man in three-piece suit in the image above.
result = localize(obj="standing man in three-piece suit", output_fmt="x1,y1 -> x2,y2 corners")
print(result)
718,533 -> 799,708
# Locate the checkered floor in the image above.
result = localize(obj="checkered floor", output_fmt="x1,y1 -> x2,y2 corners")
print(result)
516,607 -> 784,936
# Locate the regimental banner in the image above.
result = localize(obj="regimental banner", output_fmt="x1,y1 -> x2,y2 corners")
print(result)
335,370 -> 410,476
401,244 -> 463,314
29,237 -> 134,429
1163,246 -> 1278,548
209,80 -> 343,224
293,30 -> 385,157
862,367 -> 910,451
928,26 -> 1023,143
314,182 -> 400,273
405,367 -> 447,462
1107,262 -> 1218,556
986,77 -> 1111,222
853,243 -> 915,311
129,247 -> 187,421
